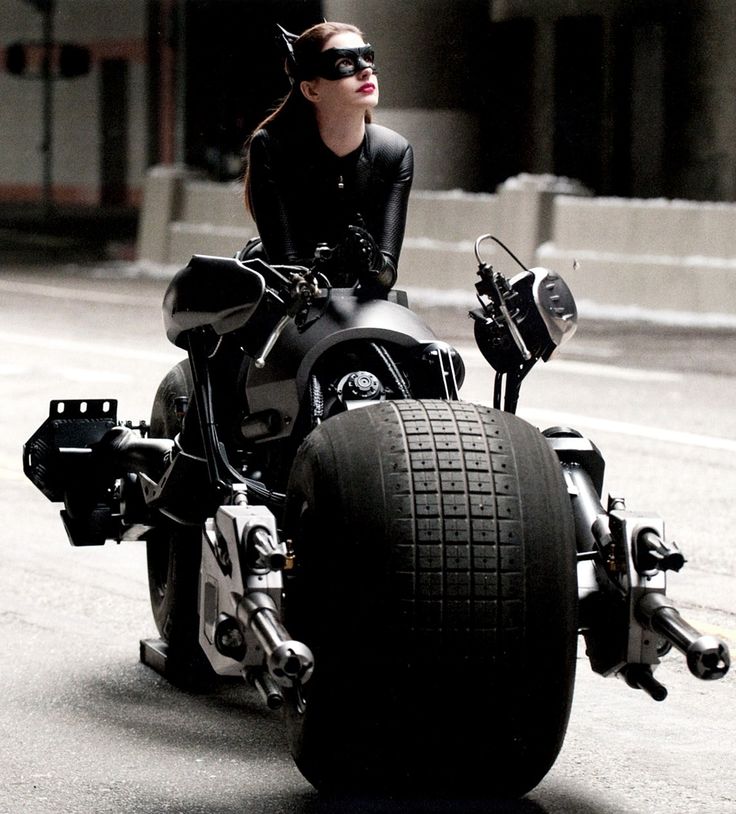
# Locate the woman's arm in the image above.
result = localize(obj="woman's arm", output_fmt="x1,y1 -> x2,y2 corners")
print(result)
370,132 -> 414,274
247,130 -> 301,264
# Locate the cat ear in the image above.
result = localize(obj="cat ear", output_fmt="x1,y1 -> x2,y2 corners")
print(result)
276,23 -> 299,79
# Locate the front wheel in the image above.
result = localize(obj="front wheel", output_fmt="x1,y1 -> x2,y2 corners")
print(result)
283,399 -> 577,796
146,360 -> 213,685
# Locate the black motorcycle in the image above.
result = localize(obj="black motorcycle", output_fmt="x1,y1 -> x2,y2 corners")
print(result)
24,235 -> 730,796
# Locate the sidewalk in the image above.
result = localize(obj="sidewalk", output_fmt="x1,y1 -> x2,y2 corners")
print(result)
0,201 -> 138,264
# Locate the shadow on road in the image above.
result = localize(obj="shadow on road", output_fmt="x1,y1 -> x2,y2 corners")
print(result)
67,659 -> 623,814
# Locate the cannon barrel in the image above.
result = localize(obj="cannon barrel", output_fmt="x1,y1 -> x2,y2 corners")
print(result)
237,592 -> 314,686
637,592 -> 730,680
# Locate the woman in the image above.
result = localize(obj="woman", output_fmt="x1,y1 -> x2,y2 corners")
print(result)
243,21 -> 413,292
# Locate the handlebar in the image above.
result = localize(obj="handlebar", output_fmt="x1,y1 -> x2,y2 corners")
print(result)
473,235 -> 532,363
495,283 -> 532,362
474,264 -> 532,362
253,267 -> 323,369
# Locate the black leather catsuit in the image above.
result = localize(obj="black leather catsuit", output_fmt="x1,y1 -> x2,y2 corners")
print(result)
247,122 -> 414,285
179,123 -> 413,457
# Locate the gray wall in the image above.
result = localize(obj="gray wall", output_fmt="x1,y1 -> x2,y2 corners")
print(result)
136,168 -> 736,318
0,0 -> 148,204
324,0 -> 491,190
492,0 -> 736,201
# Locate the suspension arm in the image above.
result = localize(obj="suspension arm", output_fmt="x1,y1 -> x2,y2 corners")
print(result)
546,430 -> 730,698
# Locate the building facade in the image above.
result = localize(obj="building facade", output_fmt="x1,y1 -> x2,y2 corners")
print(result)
2,0 -> 736,210
1,0 -> 150,206
490,0 -> 736,201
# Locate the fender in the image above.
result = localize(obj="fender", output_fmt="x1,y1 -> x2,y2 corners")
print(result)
163,255 -> 269,348
243,289 -> 443,439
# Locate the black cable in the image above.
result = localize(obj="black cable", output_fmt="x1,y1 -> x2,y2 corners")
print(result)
371,342 -> 412,399
488,235 -> 529,272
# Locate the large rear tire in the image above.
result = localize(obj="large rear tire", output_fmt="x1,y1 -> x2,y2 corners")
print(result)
283,399 -> 577,796
146,360 -> 213,685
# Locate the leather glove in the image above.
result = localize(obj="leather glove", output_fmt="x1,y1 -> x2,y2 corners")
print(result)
340,225 -> 382,273
333,225 -> 396,291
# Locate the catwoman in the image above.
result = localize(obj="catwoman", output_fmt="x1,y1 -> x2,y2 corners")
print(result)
278,24 -> 377,81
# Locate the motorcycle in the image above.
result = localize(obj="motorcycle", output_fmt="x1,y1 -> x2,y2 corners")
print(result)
23,234 -> 730,796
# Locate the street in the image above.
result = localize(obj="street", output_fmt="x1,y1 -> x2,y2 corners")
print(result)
1,262 -> 735,814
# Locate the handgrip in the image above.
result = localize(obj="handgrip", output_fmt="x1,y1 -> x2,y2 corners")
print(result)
498,294 -> 532,361
487,268 -> 532,361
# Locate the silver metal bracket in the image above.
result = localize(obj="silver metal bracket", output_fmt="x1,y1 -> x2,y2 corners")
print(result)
199,504 -> 289,677
607,509 -> 668,672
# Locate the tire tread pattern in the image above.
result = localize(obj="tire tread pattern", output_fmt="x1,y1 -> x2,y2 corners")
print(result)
381,400 -> 524,664
285,398 -> 577,795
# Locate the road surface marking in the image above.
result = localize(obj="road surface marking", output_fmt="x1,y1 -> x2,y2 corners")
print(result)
0,466 -> 23,481
543,358 -> 680,382
0,331 -> 183,364
457,344 -> 681,382
4,336 -> 732,449
0,279 -> 159,306
1,363 -> 131,382
686,618 -> 736,646
517,407 -> 736,453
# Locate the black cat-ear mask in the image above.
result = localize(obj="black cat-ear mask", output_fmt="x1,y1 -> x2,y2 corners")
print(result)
277,24 -> 377,82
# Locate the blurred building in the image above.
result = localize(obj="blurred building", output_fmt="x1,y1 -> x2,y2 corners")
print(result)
2,0 -> 736,212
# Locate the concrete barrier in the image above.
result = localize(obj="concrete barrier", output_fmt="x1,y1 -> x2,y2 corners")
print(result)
385,176 -> 589,296
137,168 -> 255,264
136,166 -> 736,318
538,196 -> 736,317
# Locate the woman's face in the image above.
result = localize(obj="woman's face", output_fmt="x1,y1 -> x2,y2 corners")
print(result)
300,31 -> 379,115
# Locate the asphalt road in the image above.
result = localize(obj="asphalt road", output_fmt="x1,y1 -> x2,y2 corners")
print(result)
1,262 -> 735,814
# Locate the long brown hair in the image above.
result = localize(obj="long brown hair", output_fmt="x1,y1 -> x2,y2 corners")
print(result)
243,21 -> 372,213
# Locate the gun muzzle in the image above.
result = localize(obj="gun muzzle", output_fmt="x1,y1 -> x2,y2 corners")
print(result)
238,592 -> 314,686
637,592 -> 730,680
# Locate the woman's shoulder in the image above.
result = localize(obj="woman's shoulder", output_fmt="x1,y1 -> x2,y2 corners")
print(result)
250,126 -> 292,149
248,126 -> 295,164
248,128 -> 272,157
252,122 -> 319,155
365,123 -> 412,159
